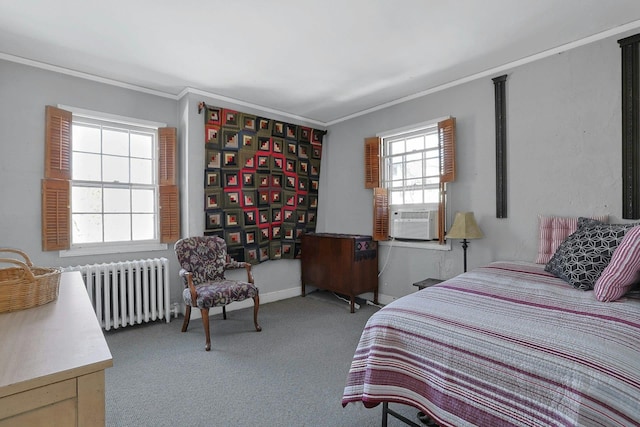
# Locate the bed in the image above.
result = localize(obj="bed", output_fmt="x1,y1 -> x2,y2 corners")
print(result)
341,261 -> 640,426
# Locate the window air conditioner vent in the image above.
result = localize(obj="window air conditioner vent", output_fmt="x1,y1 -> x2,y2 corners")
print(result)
390,209 -> 438,240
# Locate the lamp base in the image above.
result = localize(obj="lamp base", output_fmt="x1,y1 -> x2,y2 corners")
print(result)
461,239 -> 469,273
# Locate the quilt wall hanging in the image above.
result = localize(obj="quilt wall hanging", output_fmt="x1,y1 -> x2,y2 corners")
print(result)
198,102 -> 325,264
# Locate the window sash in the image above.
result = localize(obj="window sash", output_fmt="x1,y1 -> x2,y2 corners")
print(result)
70,118 -> 159,246
381,125 -> 439,206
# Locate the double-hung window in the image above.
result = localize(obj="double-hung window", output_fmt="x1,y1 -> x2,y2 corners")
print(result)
71,116 -> 159,245
382,125 -> 440,206
42,105 -> 179,254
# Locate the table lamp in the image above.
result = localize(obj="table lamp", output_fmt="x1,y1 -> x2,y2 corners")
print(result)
446,212 -> 484,273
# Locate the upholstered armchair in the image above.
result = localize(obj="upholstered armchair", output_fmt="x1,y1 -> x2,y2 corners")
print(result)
174,236 -> 261,351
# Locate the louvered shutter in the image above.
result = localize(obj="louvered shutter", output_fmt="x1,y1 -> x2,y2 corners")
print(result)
373,187 -> 389,241
42,106 -> 72,251
438,117 -> 456,243
158,127 -> 180,242
159,185 -> 180,243
45,106 -> 72,180
41,179 -> 70,251
364,137 -> 381,188
439,117 -> 456,183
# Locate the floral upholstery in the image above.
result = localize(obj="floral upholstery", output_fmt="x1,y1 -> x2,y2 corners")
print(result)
175,236 -> 258,309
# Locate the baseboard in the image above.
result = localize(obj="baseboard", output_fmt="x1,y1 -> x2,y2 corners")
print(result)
179,287 -> 398,320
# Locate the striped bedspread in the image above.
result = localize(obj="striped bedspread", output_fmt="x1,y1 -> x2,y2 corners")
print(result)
342,261 -> 640,426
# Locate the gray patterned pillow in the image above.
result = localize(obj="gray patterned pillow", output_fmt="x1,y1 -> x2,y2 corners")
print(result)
544,219 -> 636,290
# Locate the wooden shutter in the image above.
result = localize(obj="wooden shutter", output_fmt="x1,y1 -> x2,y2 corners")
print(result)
438,117 -> 456,243
364,137 -> 381,188
158,127 -> 180,243
158,127 -> 176,186
373,187 -> 389,241
45,106 -> 72,180
42,106 -> 72,250
42,179 -> 70,251
159,184 -> 180,243
439,117 -> 456,183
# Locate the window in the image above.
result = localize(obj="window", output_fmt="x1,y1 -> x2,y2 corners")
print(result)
42,105 -> 179,253
367,117 -> 455,243
71,117 -> 158,245
382,125 -> 440,206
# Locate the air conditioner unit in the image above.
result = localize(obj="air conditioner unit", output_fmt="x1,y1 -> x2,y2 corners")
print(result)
390,209 -> 438,240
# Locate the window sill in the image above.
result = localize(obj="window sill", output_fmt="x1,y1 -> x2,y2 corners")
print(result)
59,242 -> 168,258
379,239 -> 451,251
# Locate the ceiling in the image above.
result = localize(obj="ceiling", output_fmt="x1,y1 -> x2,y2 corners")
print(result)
1,1 -> 640,126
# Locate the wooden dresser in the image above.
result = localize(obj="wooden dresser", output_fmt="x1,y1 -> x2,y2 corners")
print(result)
0,272 -> 113,426
301,233 -> 379,313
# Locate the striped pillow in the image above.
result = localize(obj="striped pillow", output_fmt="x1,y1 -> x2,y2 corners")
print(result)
594,225 -> 640,302
535,215 -> 609,264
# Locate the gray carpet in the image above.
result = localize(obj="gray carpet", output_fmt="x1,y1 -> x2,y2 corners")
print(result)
104,291 -> 421,426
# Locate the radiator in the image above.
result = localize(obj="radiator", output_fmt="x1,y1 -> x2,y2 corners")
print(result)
62,258 -> 171,330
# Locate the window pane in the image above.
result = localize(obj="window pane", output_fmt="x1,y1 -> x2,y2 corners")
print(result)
103,128 -> 129,156
130,132 -> 153,158
130,158 -> 153,184
72,213 -> 102,244
132,214 -> 155,240
104,214 -> 131,242
104,188 -> 130,213
391,161 -> 403,181
424,188 -> 439,203
103,155 -> 129,183
73,124 -> 101,153
389,140 -> 404,155
72,152 -> 101,181
132,189 -> 155,213
405,160 -> 423,179
405,189 -> 423,204
425,133 -> 438,149
406,136 -> 423,152
426,158 -> 439,177
390,190 -> 404,205
72,186 -> 102,213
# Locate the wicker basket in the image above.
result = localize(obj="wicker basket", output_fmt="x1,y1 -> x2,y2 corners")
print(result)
0,248 -> 61,313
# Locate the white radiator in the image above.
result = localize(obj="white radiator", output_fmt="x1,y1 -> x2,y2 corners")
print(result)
62,258 -> 171,330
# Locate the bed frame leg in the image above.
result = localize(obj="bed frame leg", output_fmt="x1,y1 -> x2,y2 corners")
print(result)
381,402 -> 424,427
382,402 -> 388,427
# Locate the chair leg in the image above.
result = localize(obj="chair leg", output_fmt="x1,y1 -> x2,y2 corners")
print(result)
253,295 -> 262,332
222,305 -> 227,320
181,305 -> 191,332
200,308 -> 211,351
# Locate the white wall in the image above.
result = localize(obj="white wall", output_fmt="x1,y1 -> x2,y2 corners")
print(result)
319,30 -> 636,301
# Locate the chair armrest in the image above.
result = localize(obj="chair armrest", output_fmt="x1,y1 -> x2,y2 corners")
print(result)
224,260 -> 254,284
244,263 -> 254,284
184,272 -> 198,307
224,259 -> 245,269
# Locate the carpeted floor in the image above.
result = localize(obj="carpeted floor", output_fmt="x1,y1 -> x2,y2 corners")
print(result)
104,291 -> 422,426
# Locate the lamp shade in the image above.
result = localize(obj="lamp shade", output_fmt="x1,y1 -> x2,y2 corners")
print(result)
446,212 -> 484,240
